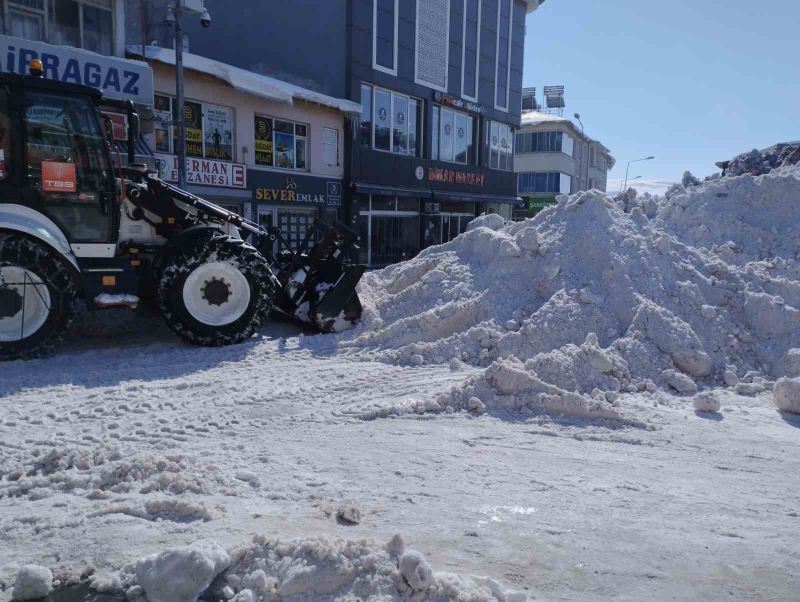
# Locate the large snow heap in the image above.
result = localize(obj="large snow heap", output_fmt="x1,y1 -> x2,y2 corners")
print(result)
333,163 -> 800,420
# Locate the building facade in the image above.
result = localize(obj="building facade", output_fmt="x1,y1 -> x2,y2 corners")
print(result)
347,0 -> 540,265
130,47 -> 359,252
514,110 -> 614,217
128,0 -> 545,266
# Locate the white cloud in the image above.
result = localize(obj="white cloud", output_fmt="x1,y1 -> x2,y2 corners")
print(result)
606,178 -> 675,197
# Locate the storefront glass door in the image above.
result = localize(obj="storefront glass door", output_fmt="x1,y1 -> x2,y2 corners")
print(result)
370,214 -> 420,265
277,209 -> 317,251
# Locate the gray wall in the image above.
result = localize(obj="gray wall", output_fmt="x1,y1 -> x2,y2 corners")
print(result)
125,0 -> 347,97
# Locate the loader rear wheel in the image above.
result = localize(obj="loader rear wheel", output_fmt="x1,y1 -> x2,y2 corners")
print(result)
0,233 -> 76,360
158,234 -> 275,346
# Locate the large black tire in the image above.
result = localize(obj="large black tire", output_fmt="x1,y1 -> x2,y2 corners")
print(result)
158,234 -> 275,346
0,233 -> 76,360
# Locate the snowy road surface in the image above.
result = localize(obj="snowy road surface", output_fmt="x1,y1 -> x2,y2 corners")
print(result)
1,315 -> 799,600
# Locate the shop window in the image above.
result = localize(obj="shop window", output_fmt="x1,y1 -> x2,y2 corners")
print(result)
392,94 -> 408,154
432,105 -> 475,166
373,88 -> 391,151
487,120 -> 513,171
154,94 -> 235,161
253,115 -> 308,171
359,194 -> 422,266
361,84 -> 421,157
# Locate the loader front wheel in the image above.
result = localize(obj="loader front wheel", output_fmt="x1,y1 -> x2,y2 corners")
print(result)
158,235 -> 275,346
0,233 -> 76,360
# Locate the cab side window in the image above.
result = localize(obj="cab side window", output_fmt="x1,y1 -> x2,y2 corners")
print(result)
0,87 -> 11,183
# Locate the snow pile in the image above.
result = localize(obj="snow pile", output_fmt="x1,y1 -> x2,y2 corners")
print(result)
329,165 -> 800,420
135,540 -> 230,602
0,449 -> 230,503
207,534 -> 525,601
774,377 -> 800,414
654,165 -> 800,265
722,142 -> 800,177
64,535 -> 527,601
12,565 -> 52,601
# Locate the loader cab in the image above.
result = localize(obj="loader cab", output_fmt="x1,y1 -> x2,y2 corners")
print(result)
0,66 -> 118,246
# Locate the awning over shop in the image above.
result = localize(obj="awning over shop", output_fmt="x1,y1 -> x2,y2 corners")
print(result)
353,183 -> 432,199
433,191 -> 523,206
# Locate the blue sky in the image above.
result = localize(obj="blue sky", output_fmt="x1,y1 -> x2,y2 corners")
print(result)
523,0 -> 800,194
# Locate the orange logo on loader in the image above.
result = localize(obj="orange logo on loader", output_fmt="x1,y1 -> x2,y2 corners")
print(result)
42,161 -> 77,193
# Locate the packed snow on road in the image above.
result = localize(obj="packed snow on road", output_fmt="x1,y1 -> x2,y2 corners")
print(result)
2,155 -> 800,601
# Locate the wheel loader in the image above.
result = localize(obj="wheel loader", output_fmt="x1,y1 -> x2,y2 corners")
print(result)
0,60 -> 364,360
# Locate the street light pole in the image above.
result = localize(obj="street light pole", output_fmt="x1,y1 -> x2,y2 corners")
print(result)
174,5 -> 186,188
622,156 -> 655,192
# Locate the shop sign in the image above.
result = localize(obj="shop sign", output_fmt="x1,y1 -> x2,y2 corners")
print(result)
173,100 -> 204,158
427,167 -> 485,187
101,112 -> 128,141
433,90 -> 482,114
251,172 -> 343,207
155,154 -> 246,188
326,182 -> 343,207
0,34 -> 153,106
203,104 -> 234,161
254,116 -> 274,166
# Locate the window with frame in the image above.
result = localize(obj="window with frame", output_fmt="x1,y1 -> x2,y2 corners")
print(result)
431,105 -> 475,165
373,0 -> 398,75
360,84 -> 422,157
518,172 -> 571,194
323,127 -> 338,166
8,0 -> 116,53
461,0 -> 480,100
153,94 -> 235,161
487,120 -> 513,171
494,0 -> 512,110
254,115 -> 307,170
515,130 -> 574,156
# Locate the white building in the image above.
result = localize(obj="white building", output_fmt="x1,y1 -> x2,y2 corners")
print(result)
513,110 -> 614,216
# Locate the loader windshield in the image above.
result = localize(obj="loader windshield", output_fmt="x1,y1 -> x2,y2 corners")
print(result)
24,91 -> 113,242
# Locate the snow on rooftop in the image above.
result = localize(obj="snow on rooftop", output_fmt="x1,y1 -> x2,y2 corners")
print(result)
520,111 -> 572,126
128,46 -> 362,115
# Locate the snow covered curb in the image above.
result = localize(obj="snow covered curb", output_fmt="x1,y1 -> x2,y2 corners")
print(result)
7,535 -> 528,602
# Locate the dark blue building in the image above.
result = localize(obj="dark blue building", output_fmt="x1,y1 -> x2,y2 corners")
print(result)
128,0 -> 543,265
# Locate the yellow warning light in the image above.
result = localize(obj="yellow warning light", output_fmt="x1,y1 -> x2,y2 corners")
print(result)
102,275 -> 117,287
29,59 -> 44,76
167,217 -> 175,224
131,259 -> 142,267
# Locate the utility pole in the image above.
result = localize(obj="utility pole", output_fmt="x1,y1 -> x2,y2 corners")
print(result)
166,1 -> 211,189
174,5 -> 186,188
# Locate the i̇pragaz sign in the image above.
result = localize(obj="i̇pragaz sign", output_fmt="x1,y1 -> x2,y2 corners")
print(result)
0,34 -> 154,106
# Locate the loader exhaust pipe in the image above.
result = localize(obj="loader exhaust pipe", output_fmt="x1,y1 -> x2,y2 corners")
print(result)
125,100 -> 139,166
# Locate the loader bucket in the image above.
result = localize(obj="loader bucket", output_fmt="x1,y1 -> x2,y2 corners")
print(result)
266,221 -> 366,333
